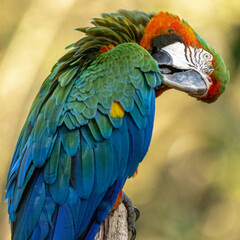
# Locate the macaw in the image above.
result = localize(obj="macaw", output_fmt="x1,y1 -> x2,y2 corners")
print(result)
5,10 -> 229,240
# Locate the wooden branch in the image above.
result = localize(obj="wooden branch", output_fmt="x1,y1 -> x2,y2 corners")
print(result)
94,203 -> 128,240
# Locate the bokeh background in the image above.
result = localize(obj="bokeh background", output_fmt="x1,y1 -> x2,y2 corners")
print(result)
1,0 -> 240,239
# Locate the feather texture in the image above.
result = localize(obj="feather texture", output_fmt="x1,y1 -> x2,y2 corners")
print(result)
5,10 -> 162,240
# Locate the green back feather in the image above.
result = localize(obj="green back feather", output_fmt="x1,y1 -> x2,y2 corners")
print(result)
59,10 -> 154,74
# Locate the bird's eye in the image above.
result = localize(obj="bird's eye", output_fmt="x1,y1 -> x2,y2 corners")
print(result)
202,52 -> 212,61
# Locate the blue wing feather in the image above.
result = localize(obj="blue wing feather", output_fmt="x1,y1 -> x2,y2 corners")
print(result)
14,172 -> 45,240
31,225 -> 42,240
143,89 -> 156,155
108,114 -> 123,128
12,165 -> 35,214
130,103 -> 147,130
49,145 -> 71,204
34,189 -> 56,239
81,125 -> 96,148
112,118 -> 130,179
80,136 -> 95,199
6,40 -> 162,240
94,140 -> 114,194
17,146 -> 31,188
126,115 -> 145,177
32,130 -> 53,168
53,204 -> 75,240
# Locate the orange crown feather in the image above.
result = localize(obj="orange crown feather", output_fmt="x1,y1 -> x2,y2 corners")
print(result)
140,12 -> 201,50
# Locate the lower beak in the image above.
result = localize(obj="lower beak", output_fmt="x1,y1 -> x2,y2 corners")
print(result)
162,70 -> 208,97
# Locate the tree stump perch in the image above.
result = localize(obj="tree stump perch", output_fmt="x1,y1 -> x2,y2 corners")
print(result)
94,203 -> 128,240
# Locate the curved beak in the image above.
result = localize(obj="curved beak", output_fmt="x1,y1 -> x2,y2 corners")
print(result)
162,70 -> 207,96
153,50 -> 208,97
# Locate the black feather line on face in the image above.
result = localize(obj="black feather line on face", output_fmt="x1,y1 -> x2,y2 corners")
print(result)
149,33 -> 185,54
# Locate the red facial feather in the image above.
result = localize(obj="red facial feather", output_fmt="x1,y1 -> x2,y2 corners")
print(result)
202,75 -> 221,103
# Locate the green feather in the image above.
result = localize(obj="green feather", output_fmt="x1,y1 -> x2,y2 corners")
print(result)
47,104 -> 63,135
68,101 -> 86,114
88,119 -> 103,142
59,66 -> 78,87
84,96 -> 98,109
86,26 -> 124,43
120,96 -> 134,112
33,114 -> 46,141
60,126 -> 80,156
53,80 -> 75,105
43,96 -> 55,120
74,113 -> 88,126
144,72 -> 156,87
44,135 -> 61,184
124,84 -> 135,97
95,112 -> 112,139
63,112 -> 76,130
82,106 -> 97,119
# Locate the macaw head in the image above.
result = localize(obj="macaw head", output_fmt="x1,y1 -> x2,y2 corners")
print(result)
140,12 -> 229,103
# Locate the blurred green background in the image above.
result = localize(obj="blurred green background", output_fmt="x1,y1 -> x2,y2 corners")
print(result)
1,0 -> 240,239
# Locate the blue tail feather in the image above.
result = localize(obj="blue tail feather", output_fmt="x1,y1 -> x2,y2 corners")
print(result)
52,204 -> 75,240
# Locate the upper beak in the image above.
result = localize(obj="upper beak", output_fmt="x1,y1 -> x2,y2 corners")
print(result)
153,50 -> 208,97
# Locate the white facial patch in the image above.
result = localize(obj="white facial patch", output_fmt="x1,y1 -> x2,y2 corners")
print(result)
162,42 -> 213,73
162,42 -> 191,69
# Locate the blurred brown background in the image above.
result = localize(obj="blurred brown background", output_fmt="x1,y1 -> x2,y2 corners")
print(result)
1,0 -> 240,239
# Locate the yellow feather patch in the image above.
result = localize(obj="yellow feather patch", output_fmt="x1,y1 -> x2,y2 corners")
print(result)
110,101 -> 125,118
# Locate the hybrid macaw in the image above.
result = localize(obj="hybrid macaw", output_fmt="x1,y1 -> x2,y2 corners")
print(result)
5,10 -> 229,240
